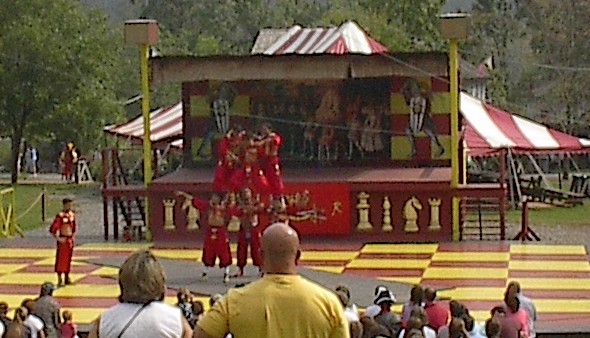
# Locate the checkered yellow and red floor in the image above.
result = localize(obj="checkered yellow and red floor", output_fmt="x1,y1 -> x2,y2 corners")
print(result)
0,242 -> 588,331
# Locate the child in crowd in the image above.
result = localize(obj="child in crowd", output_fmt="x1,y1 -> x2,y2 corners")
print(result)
60,310 -> 77,338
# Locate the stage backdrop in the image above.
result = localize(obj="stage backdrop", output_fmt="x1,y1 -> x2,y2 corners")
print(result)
182,76 -> 451,168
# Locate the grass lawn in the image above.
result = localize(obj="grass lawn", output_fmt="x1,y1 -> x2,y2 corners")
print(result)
0,183 -> 100,233
506,202 -> 590,226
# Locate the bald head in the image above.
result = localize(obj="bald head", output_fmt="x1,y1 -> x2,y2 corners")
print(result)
261,222 -> 300,274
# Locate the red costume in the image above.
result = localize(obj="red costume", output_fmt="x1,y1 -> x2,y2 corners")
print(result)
236,194 -> 265,272
261,132 -> 285,197
60,145 -> 77,181
212,132 -> 241,193
49,210 -> 76,274
229,139 -> 270,195
193,198 -> 232,268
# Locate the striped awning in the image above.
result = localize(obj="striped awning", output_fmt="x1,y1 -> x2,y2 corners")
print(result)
258,21 -> 388,55
104,102 -> 183,147
462,93 -> 590,155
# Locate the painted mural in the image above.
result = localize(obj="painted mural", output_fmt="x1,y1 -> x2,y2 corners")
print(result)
183,76 -> 451,167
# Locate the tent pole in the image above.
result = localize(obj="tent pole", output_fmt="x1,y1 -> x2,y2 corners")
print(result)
508,149 -> 522,208
567,153 -> 581,173
526,153 -> 550,188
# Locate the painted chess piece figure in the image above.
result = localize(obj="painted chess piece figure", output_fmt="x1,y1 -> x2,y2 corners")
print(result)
402,79 -> 445,158
49,198 -> 77,286
178,192 -> 233,283
196,82 -> 237,158
234,188 -> 265,277
318,125 -> 336,161
302,118 -> 317,159
347,115 -> 364,160
360,105 -> 384,153
403,196 -> 422,233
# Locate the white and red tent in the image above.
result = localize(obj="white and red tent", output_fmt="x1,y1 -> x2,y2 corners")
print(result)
461,92 -> 590,156
104,102 -> 183,148
255,21 -> 388,55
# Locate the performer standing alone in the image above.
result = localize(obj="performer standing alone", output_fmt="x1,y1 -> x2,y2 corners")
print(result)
49,198 -> 77,286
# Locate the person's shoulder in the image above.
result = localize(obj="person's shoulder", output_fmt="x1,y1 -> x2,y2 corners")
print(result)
298,276 -> 342,300
151,301 -> 182,313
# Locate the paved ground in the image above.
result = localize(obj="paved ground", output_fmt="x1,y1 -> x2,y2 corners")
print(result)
0,174 -> 589,333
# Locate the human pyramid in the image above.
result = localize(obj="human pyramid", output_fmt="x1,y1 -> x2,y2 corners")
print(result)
176,123 -> 287,283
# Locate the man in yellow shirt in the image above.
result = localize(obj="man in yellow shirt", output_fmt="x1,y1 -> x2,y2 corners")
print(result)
194,222 -> 349,338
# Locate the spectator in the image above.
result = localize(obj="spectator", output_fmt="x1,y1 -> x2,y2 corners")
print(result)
401,316 -> 425,338
460,312 -> 485,338
490,303 -> 519,338
484,318 -> 501,338
336,284 -> 360,320
35,282 -> 61,338
373,289 -> 402,337
399,309 -> 436,338
503,294 -> 529,338
423,288 -> 448,332
193,222 -> 349,338
5,306 -> 32,338
60,310 -> 77,338
22,299 -> 46,338
192,301 -> 205,323
0,302 -> 12,334
350,321 -> 363,338
359,317 -> 389,338
336,289 -> 360,324
401,285 -> 424,327
437,301 -> 468,338
505,281 -> 537,338
87,250 -> 192,338
364,285 -> 394,319
447,318 -> 469,338
177,288 -> 195,328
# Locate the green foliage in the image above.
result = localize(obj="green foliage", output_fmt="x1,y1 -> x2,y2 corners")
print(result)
0,0 -> 129,182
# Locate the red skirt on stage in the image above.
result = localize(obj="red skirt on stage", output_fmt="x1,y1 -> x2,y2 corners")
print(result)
202,227 -> 232,268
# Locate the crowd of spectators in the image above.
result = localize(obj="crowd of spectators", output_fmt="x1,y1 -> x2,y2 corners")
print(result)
2,221 -> 536,338
324,281 -> 537,338
0,282 -> 78,338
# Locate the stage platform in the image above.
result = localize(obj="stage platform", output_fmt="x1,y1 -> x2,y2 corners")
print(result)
0,241 -> 587,336
143,167 -> 473,244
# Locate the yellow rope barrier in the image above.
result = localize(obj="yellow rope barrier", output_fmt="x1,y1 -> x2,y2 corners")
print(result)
15,192 -> 44,222
0,188 -> 24,238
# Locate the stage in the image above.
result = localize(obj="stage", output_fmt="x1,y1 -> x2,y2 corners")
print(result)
146,166 -> 459,245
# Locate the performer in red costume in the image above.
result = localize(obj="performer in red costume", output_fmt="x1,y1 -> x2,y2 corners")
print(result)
234,188 -> 265,277
49,198 -> 77,286
177,192 -> 234,283
229,133 -> 270,196
212,129 -> 242,193
260,124 -> 285,202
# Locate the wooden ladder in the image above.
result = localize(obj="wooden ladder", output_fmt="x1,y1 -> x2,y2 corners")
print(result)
112,151 -> 146,241
460,197 -> 505,241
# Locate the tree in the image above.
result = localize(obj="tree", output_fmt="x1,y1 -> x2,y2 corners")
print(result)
0,0 -> 126,182
462,0 -> 529,108
515,0 -> 590,134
